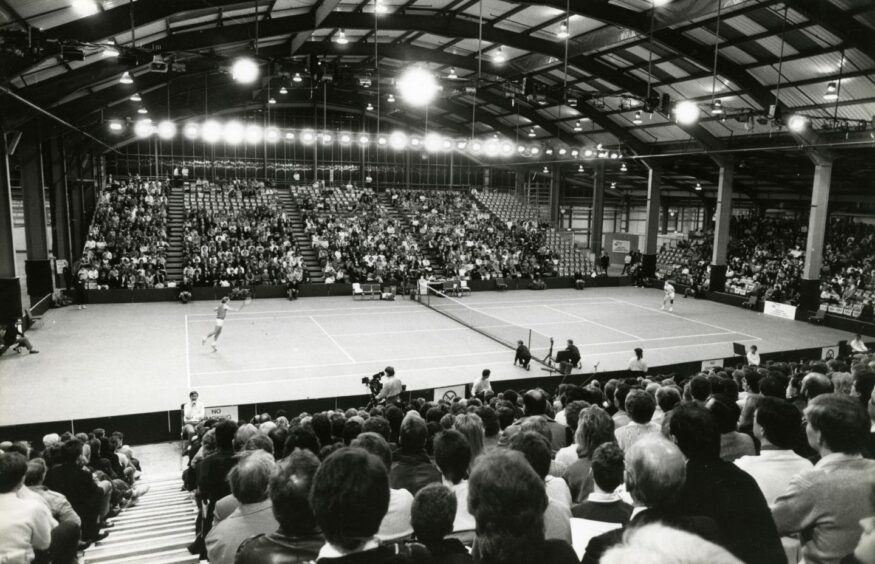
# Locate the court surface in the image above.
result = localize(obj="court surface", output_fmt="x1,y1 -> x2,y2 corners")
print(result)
0,287 -> 856,426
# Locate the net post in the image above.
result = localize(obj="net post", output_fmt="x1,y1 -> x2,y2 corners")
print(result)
528,329 -> 532,350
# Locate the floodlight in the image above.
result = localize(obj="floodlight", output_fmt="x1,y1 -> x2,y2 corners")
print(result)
397,67 -> 438,107
231,58 -> 259,84
202,120 -> 222,143
133,119 -> 154,138
674,100 -> 700,126
787,114 -> 809,133
119,72 -> 133,84
108,121 -> 123,132
389,131 -> 408,150
223,121 -> 244,145
157,121 -> 176,140
183,123 -> 199,139
301,130 -> 315,144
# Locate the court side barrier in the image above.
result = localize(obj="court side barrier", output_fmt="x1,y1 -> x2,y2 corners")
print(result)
1,343 -> 850,448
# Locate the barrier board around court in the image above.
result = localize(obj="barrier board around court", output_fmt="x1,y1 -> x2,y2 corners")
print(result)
763,300 -> 797,321
701,358 -> 724,370
434,384 -> 467,402
206,405 -> 239,420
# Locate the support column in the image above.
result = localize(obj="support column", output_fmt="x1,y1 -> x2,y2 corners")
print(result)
20,135 -> 53,300
0,131 -> 22,321
799,156 -> 833,313
47,137 -> 72,286
709,155 -> 735,293
514,170 -> 525,200
642,165 -> 661,277
591,161 -> 606,254
483,167 -> 491,189
404,150 -> 411,188
549,165 -> 561,224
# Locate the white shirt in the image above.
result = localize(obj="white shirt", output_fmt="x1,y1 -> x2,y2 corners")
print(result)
747,351 -> 761,366
664,283 -> 675,298
545,475 -> 572,508
850,338 -> 868,353
555,444 -> 578,468
628,357 -> 647,372
734,449 -> 813,505
443,479 -> 476,532
184,400 -> 205,423
0,491 -> 55,563
614,421 -> 661,451
376,488 -> 414,541
471,377 -> 493,396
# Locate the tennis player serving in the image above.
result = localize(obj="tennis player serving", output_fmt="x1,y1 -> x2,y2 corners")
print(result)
202,295 -> 251,352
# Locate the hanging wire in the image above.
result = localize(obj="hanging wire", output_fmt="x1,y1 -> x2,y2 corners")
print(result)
374,0 -> 380,137
831,49 -> 845,124
473,0 -> 483,139
772,5 -> 789,115
709,0 -> 723,107
560,0 -> 570,138
644,0 -> 656,102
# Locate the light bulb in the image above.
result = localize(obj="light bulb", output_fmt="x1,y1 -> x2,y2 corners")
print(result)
448,67 -> 458,79
231,58 -> 259,83
119,71 -> 133,84
674,100 -> 700,126
557,22 -> 569,39
335,30 -> 349,44
493,47 -> 506,64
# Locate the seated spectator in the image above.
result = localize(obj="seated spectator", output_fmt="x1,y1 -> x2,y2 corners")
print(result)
205,450 -> 278,564
601,523 -> 742,564
0,453 -> 55,564
706,395 -> 756,462
351,432 -> 414,541
502,389 -> 569,452
733,398 -> 811,505
563,406 -> 615,503
183,390 -> 205,441
411,484 -> 473,564
571,443 -> 631,524
772,394 -> 875,563
554,400 -> 591,467
24,458 -> 81,564
433,430 -> 476,534
453,413 -> 485,467
193,419 -> 238,554
611,384 -> 632,428
581,434 -> 720,564
235,449 -> 324,563
670,404 -> 785,564
468,450 -> 578,564
310,447 -> 430,563
389,414 -> 441,495
614,390 -> 660,450
507,432 -> 572,544
44,439 -> 108,544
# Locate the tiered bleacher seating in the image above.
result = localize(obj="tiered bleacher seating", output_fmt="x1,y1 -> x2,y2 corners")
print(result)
544,230 -> 592,277
474,191 -> 542,223
181,180 -> 304,287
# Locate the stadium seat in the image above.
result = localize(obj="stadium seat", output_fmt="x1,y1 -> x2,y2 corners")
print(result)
808,309 -> 826,325
352,282 -> 364,300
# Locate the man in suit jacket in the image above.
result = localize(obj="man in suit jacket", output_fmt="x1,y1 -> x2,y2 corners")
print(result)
669,403 -> 785,564
44,440 -> 105,543
581,435 -> 720,564
771,394 -> 875,564
198,420 -> 239,539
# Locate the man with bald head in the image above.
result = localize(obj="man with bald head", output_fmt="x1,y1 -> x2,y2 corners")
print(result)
801,372 -> 834,404
581,435 -> 720,564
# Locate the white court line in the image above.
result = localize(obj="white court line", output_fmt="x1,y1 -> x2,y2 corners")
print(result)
465,301 -> 618,311
190,346 -> 511,377
609,298 -> 762,341
310,316 -> 356,363
186,304 -> 418,318
543,305 -> 643,340
185,314 -> 191,389
186,309 -> 431,323
453,297 -> 618,307
582,337 -> 761,358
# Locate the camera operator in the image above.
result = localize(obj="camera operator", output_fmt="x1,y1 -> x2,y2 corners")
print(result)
376,366 -> 403,404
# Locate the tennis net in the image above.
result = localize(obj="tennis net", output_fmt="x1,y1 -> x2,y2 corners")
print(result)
421,286 -> 554,360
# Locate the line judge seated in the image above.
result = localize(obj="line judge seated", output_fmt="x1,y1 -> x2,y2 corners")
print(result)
183,391 -> 205,441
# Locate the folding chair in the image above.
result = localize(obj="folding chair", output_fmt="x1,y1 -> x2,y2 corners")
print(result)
352,282 -> 364,300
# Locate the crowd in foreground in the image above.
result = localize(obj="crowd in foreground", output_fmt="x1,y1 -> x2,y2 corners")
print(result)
0,429 -> 147,563
163,352 -> 875,564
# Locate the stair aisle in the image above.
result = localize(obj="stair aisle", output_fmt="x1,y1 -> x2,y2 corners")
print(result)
378,192 -> 445,277
165,187 -> 185,282
276,188 -> 325,283
82,477 -> 199,564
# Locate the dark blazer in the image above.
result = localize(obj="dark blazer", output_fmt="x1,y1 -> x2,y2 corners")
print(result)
581,506 -> 721,564
234,530 -> 324,564
421,538 -> 473,564
389,452 -> 441,496
571,499 -> 633,524
44,462 -> 101,521
677,457 -> 785,564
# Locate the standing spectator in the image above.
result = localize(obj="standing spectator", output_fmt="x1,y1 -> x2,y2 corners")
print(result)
410,484 -> 472,564
772,394 -> 875,564
621,252 -> 632,275
747,345 -> 761,367
468,450 -> 578,564
310,448 -> 430,563
734,398 -> 813,504
670,404 -> 785,564
600,251 -> 610,276
614,390 -> 660,450
205,450 -> 278,564
627,348 -> 647,376
389,414 -> 441,495
0,453 -> 55,563
234,449 -> 324,563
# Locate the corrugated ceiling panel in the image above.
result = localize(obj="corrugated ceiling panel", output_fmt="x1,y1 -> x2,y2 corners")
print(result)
670,76 -> 733,100
638,125 -> 692,142
655,61 -> 691,80
683,27 -> 720,46
834,101 -> 875,121
800,25 -> 843,48
720,45 -> 758,66
754,36 -> 799,57
461,0 -> 523,19
723,15 -> 769,36
844,48 -> 875,70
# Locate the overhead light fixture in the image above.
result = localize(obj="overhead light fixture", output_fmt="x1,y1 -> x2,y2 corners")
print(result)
292,73 -> 303,83
674,100 -> 700,126
340,133 -> 352,144
530,146 -> 540,155
620,162 -> 628,172
202,120 -> 222,144
557,22 -> 569,39
183,123 -> 199,139
695,182 -> 702,191
129,93 -> 141,102
426,134 -> 443,152
359,134 -> 371,145
447,67 -> 458,79
366,102 -> 374,111
398,66 -> 438,107
377,135 -> 388,146
108,120 -> 123,132
387,93 -> 395,103
279,86 -> 288,95
285,132 -> 295,140
137,107 -> 148,114
610,181 -> 617,189
322,133 -> 333,144
265,128 -> 279,143
268,97 -> 277,105
72,0 -> 99,16
545,148 -> 553,155
245,125 -> 263,144
119,71 -> 133,84
375,0 -> 388,13
389,131 -> 408,150
583,149 -> 593,157
493,47 -> 506,64
528,128 -> 536,138
711,99 -> 723,115
787,114 -> 809,133
470,141 -> 482,154
558,148 -> 567,155
103,46 -> 120,58
610,152 -> 619,159
157,121 -> 176,140
335,29 -> 349,45
133,119 -> 154,138
633,111 -> 643,124
573,121 -> 582,132
231,57 -> 259,83
456,140 -> 468,150
578,165 -> 584,173
543,166 -> 549,173
301,130 -> 315,144
824,82 -> 838,101
223,121 -> 244,145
